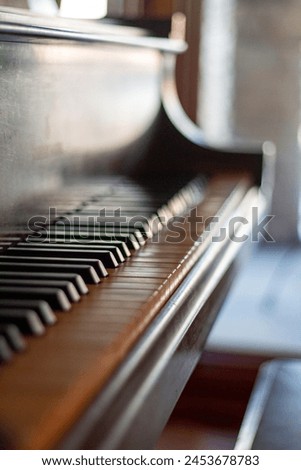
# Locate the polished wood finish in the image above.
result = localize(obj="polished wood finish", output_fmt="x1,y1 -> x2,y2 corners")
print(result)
0,174 -> 255,449
0,9 -> 268,450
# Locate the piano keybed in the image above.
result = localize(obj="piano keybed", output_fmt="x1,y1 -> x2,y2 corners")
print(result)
0,176 -> 204,361
0,173 -> 253,449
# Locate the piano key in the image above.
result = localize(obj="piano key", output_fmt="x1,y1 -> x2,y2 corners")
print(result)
0,336 -> 13,363
17,243 -> 125,264
37,231 -> 140,251
51,225 -> 146,245
0,256 -> 107,278
0,271 -> 88,295
0,237 -> 22,242
157,206 -> 173,223
0,309 -> 45,336
126,258 -> 180,266
76,209 -> 156,218
93,280 -> 157,293
29,239 -> 131,259
111,264 -> 174,274
109,270 -> 168,279
100,228 -> 146,246
98,287 -> 155,297
6,248 -> 119,269
0,299 -> 56,325
0,279 -> 80,303
135,246 -> 189,256
0,325 -> 26,352
71,213 -> 153,227
0,262 -> 99,285
61,221 -> 152,239
0,287 -> 71,312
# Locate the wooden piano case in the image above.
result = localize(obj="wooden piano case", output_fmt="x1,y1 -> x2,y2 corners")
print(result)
0,8 -> 273,449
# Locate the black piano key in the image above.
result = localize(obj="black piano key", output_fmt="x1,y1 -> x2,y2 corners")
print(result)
0,271 -> 88,295
0,309 -> 45,336
0,261 -> 99,284
75,211 -> 156,220
18,243 -> 125,264
0,279 -> 80,303
29,239 -> 131,258
0,325 -> 26,352
55,212 -> 149,223
6,247 -> 119,269
50,225 -> 146,245
88,241 -> 131,258
34,231 -> 140,251
6,245 -> 119,268
80,221 -> 152,238
97,227 -> 146,244
0,337 -> 13,363
0,256 -> 107,279
0,237 -> 22,242
0,299 -> 56,325
0,287 -> 71,312
75,201 -> 157,209
6,246 -> 119,268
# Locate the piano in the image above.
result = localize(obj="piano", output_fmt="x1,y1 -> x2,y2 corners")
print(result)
0,7 -> 272,449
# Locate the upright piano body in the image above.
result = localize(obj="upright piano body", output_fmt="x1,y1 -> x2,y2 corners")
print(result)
0,9 -> 272,449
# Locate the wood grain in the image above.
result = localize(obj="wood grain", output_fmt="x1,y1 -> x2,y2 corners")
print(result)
0,174 -> 252,449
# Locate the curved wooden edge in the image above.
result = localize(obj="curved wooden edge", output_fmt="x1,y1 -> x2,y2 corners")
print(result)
132,53 -> 275,191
